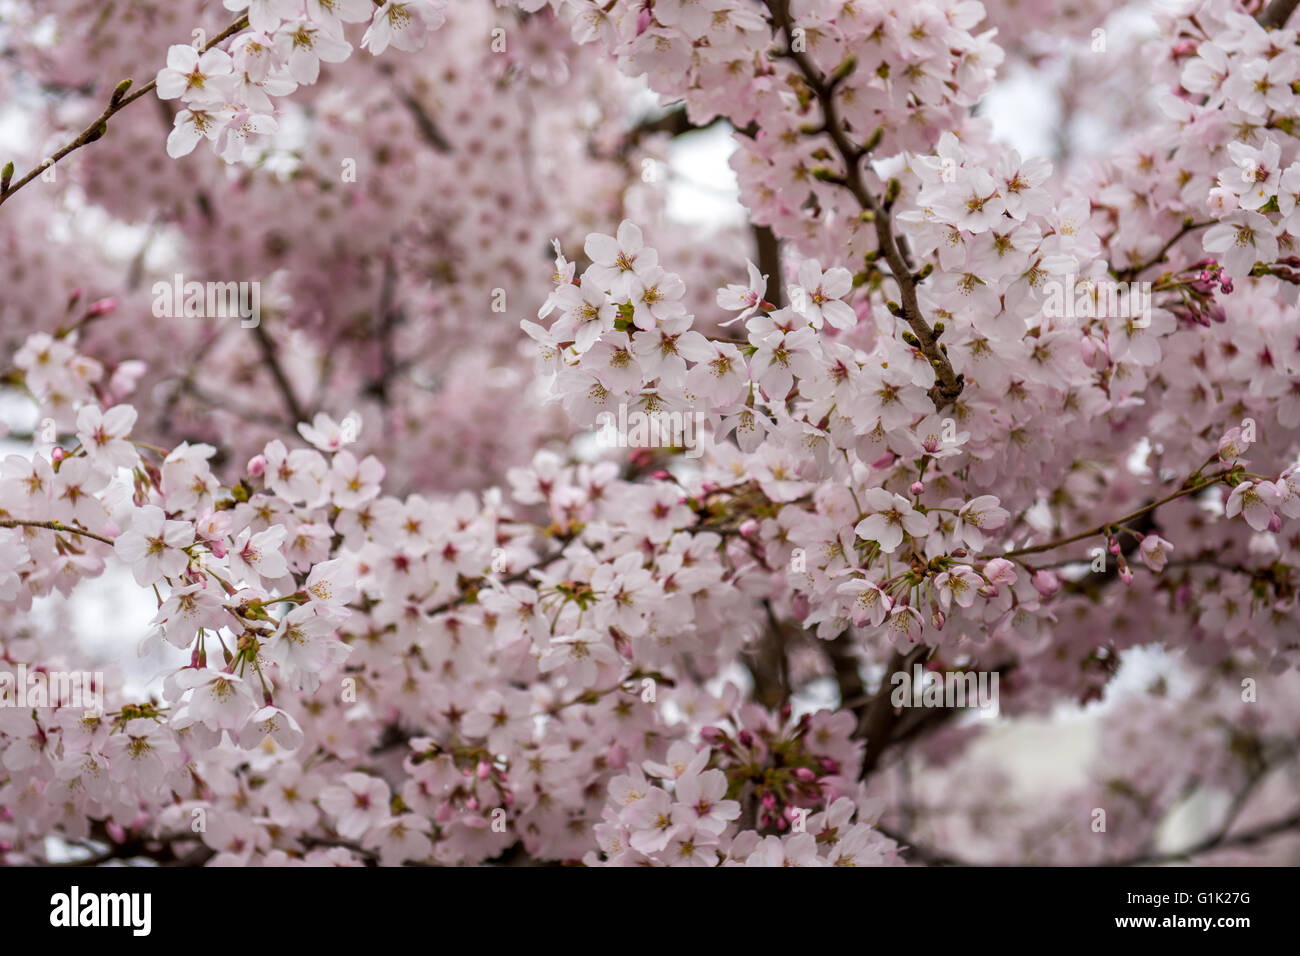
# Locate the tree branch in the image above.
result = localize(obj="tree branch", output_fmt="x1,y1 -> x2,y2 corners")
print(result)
0,519 -> 114,545
0,16 -> 249,209
999,470 -> 1229,560
754,224 -> 784,308
859,644 -> 929,777
762,0 -> 962,409
1258,0 -> 1300,29
252,321 -> 307,424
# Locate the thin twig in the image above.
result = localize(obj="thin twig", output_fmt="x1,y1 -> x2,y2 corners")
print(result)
0,16 -> 249,209
762,0 -> 962,408
0,519 -> 114,545
251,321 -> 307,423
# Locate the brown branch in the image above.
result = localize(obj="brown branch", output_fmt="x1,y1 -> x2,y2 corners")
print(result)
762,0 -> 961,409
620,108 -> 726,156
754,224 -> 784,308
1115,219 -> 1213,281
748,600 -> 792,708
1259,0 -> 1300,29
0,16 -> 249,209
859,644 -> 929,777
0,518 -> 114,545
251,321 -> 307,423
825,631 -> 867,712
1000,470 -> 1229,560
397,91 -> 453,153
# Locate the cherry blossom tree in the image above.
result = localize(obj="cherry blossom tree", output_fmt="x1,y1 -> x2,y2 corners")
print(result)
1,0 -> 1299,867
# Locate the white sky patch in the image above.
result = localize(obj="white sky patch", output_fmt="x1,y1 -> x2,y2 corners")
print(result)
29,567 -> 168,700
981,61 -> 1063,160
666,123 -> 744,227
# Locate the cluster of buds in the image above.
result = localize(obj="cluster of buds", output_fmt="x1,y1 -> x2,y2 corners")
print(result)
1250,255 -> 1300,285
1157,258 -> 1232,327
702,705 -> 852,833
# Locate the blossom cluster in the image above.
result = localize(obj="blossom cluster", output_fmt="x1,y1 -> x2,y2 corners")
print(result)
157,0 -> 448,160
1,0 -> 1299,869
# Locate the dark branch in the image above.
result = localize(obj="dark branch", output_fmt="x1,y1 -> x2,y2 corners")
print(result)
0,16 -> 249,209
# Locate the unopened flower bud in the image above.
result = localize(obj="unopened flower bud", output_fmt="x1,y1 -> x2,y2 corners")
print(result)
1031,570 -> 1060,597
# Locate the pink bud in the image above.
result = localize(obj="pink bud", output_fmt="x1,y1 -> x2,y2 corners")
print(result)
87,297 -> 117,316
50,446 -> 66,464
1119,567 -> 1133,585
1268,513 -> 1283,533
738,519 -> 759,539
1108,540 -> 1121,555
983,557 -> 1017,586
700,726 -> 725,744
1031,570 -> 1060,597
476,760 -> 491,780
761,792 -> 777,810
791,592 -> 809,619
795,767 -> 817,782
1079,335 -> 1109,370
1079,335 -> 1098,364
605,743 -> 628,770
910,481 -> 924,495
247,454 -> 267,477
